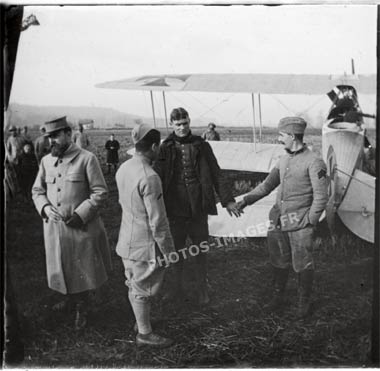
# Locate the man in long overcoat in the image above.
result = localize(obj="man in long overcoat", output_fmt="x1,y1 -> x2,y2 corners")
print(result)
154,107 -> 240,305
32,116 -> 112,330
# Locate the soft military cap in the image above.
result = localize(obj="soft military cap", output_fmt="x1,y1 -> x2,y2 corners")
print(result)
8,125 -> 17,132
131,123 -> 154,144
278,117 -> 307,135
44,116 -> 70,136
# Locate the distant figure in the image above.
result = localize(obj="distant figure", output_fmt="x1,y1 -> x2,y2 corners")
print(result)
73,124 -> 90,149
20,126 -> 33,148
6,126 -> 24,164
202,123 -> 220,141
34,126 -> 51,163
105,134 -> 120,174
18,143 -> 38,202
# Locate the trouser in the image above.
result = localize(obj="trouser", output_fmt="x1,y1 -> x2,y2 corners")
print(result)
122,259 -> 165,334
267,225 -> 315,273
122,259 -> 165,301
168,215 -> 209,288
107,163 -> 118,173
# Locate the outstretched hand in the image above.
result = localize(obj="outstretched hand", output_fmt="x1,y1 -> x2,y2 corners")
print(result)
236,199 -> 248,213
226,202 -> 242,218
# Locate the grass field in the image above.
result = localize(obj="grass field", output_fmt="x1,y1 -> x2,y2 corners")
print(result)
5,126 -> 376,367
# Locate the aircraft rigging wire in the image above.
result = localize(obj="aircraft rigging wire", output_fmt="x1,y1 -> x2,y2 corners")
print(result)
183,92 -> 225,121
193,94 -> 236,121
297,95 -> 328,116
169,92 -> 205,118
232,106 -> 249,123
268,95 -> 298,115
143,91 -> 152,119
336,168 -> 375,189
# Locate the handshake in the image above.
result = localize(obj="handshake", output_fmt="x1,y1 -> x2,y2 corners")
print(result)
226,199 -> 248,217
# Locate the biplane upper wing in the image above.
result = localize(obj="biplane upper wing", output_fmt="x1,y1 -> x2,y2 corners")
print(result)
96,73 -> 376,94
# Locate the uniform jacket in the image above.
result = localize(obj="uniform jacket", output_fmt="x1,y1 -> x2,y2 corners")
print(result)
244,146 -> 328,231
202,130 -> 220,141
32,143 -> 111,294
6,136 -> 24,163
73,131 -> 90,149
115,154 -> 175,262
34,135 -> 51,163
153,133 -> 234,216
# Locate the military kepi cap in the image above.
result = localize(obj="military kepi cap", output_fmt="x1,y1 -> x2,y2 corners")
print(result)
131,123 -> 154,144
44,116 -> 70,136
278,117 -> 307,135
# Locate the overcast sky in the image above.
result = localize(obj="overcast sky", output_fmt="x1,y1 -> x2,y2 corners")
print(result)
9,4 -> 377,127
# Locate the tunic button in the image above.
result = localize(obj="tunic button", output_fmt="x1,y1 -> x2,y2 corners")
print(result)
57,203 -> 61,206
59,160 -> 63,164
58,174 -> 61,177
57,188 -> 61,192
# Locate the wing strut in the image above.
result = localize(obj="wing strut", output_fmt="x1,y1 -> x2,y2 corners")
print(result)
258,93 -> 263,142
162,91 -> 169,134
251,93 -> 257,152
150,90 -> 156,128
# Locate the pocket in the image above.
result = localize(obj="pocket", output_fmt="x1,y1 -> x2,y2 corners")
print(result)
66,173 -> 85,182
46,175 -> 56,184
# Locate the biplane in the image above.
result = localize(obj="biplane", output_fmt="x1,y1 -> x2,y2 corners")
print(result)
96,72 -> 376,242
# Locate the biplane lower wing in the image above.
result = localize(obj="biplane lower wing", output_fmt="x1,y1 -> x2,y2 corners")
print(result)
209,190 -> 277,238
208,141 -> 284,173
337,169 -> 375,243
128,140 -> 284,174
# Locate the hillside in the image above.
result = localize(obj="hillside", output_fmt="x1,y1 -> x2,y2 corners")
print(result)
5,103 -> 232,130
6,103 -> 143,129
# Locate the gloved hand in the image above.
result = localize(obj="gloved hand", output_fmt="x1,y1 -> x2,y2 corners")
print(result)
65,213 -> 84,229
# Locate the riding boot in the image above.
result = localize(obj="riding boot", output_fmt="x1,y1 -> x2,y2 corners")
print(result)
195,252 -> 210,306
264,266 -> 290,311
297,269 -> 314,318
